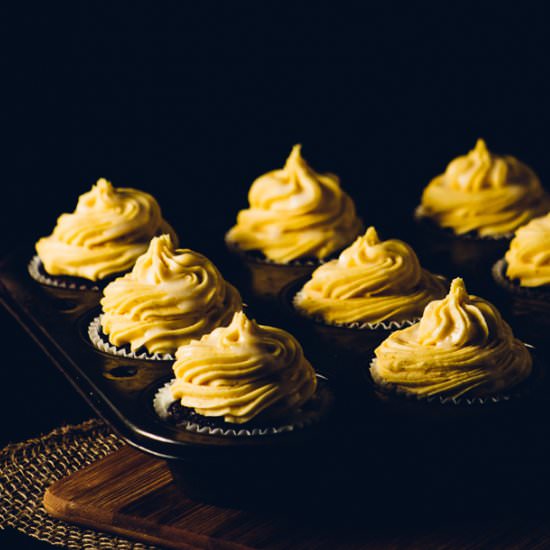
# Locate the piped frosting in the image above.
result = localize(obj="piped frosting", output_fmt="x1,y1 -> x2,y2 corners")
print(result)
294,227 -> 447,325
226,144 -> 362,263
100,235 -> 241,354
36,178 -> 177,280
371,278 -> 532,399
505,212 -> 550,287
170,311 -> 317,424
419,139 -> 549,237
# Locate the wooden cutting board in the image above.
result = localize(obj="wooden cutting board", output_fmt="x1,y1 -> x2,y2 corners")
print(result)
44,445 -> 550,550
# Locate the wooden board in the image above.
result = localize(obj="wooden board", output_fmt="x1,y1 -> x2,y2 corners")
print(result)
44,445 -> 550,550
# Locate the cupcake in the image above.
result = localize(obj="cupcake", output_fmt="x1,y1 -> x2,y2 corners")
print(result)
294,227 -> 447,328
415,139 -> 550,280
89,234 -> 242,360
492,212 -> 550,300
225,144 -> 363,298
284,227 -> 447,371
32,178 -> 177,290
154,310 -> 331,436
492,213 -> 550,349
370,278 -> 533,403
417,139 -> 549,238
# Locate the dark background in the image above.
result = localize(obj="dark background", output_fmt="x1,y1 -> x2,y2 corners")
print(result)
3,2 -> 550,547
6,2 -> 550,251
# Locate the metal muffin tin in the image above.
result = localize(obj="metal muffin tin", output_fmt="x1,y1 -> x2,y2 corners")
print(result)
3,245 -> 550,508
1,249 -> 338,462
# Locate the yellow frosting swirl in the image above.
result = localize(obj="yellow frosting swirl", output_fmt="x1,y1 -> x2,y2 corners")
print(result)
419,139 -> 550,237
505,213 -> 550,287
100,235 -> 242,354
371,278 -> 532,398
225,144 -> 362,263
36,178 -> 177,281
294,227 -> 447,325
170,311 -> 317,424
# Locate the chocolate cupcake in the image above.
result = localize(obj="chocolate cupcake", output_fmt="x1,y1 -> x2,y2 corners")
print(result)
154,311 -> 332,436
492,213 -> 550,349
89,234 -> 242,360
285,227 -> 447,368
370,278 -> 534,405
492,212 -> 550,301
415,139 -> 550,280
225,144 -> 363,299
32,178 -> 177,290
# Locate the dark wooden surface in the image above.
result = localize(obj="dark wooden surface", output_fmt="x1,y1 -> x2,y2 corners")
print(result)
42,444 -> 550,550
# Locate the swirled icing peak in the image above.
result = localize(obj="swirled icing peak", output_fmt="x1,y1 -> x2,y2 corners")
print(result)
505,212 -> 550,287
294,227 -> 447,325
225,144 -> 363,263
371,278 -> 532,399
170,311 -> 317,424
36,178 -> 177,280
419,139 -> 550,237
100,235 -> 242,354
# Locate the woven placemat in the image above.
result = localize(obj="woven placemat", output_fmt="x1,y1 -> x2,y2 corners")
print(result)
0,419 -> 159,549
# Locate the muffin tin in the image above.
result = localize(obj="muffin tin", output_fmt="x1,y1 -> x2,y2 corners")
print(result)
3,243 -> 550,508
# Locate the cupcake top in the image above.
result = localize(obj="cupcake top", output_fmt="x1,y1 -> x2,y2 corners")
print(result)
170,311 -> 317,424
371,278 -> 532,399
293,227 -> 447,325
225,144 -> 363,263
100,235 -> 242,354
36,178 -> 177,281
505,212 -> 550,287
418,139 -> 549,237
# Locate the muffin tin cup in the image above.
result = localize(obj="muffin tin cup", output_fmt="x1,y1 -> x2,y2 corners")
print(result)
225,244 -> 319,302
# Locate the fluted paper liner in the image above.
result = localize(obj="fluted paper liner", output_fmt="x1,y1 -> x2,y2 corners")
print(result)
292,290 -> 422,331
369,355 -> 538,406
28,255 -> 100,291
492,258 -> 550,301
153,379 -> 332,437
414,207 -> 514,241
88,315 -> 175,361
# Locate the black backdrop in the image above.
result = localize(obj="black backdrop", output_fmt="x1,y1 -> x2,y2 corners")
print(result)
3,3 -> 550,546
7,2 -> 550,252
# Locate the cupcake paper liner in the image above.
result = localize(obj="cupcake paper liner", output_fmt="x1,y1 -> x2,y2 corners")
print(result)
492,258 -> 550,302
153,378 -> 333,437
225,240 -> 326,267
88,315 -> 175,361
368,355 -> 538,406
28,255 -> 100,291
414,206 -> 514,241
291,291 -> 421,331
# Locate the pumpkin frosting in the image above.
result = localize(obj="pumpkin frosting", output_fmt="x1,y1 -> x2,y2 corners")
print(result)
226,144 -> 362,263
294,227 -> 447,325
370,278 -> 532,399
100,235 -> 241,354
170,311 -> 317,424
36,178 -> 177,280
418,139 -> 549,237
505,212 -> 550,287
